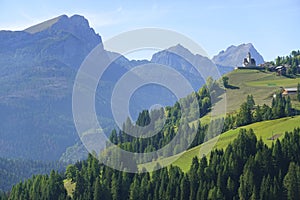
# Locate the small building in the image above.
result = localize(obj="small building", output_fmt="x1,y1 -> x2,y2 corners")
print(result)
282,88 -> 297,95
275,66 -> 286,76
260,62 -> 275,71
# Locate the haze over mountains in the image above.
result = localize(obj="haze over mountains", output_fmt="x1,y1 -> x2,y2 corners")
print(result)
0,14 -> 264,162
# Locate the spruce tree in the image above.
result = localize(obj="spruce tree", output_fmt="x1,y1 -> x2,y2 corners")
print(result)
284,162 -> 300,200
111,173 -> 121,200
180,174 -> 190,200
93,177 -> 101,200
297,83 -> 300,102
285,96 -> 292,116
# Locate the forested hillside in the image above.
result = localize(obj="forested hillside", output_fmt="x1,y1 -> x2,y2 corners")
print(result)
1,47 -> 299,199
274,50 -> 300,76
0,0 -> 299,196
0,16 -> 300,200
3,128 -> 300,200
0,158 -> 64,191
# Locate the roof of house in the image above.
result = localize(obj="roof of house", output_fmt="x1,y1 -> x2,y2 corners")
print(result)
285,88 -> 297,92
275,66 -> 284,70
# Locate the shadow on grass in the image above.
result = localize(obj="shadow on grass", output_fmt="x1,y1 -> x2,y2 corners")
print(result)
226,85 -> 240,90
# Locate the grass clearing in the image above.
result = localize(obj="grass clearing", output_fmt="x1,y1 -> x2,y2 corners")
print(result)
141,115 -> 300,172
64,179 -> 75,198
246,77 -> 300,87
221,69 -> 299,113
175,115 -> 300,172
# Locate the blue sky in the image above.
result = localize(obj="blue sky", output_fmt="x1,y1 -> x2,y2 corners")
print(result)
0,0 -> 299,61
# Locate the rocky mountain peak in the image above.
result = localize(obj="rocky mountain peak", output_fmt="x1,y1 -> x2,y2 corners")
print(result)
25,14 -> 90,34
167,44 -> 193,56
24,14 -> 102,50
212,43 -> 264,67
24,15 -> 65,34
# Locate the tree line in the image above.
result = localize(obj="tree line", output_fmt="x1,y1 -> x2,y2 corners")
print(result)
275,50 -> 300,76
104,86 -> 295,166
108,84 -> 213,157
222,93 -> 293,131
4,128 -> 300,200
0,157 -> 64,192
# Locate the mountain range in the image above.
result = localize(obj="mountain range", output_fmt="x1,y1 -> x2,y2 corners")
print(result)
0,14 -> 264,162
213,43 -> 264,67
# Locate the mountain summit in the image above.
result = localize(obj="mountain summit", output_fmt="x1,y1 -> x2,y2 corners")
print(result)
212,43 -> 264,67
24,15 -> 101,51
24,15 -> 64,34
0,14 -> 102,71
0,15 -> 103,160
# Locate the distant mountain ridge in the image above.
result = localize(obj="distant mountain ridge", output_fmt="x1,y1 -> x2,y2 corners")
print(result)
25,14 -> 102,52
0,15 -> 103,160
151,44 -> 212,89
0,14 -> 264,162
212,43 -> 264,67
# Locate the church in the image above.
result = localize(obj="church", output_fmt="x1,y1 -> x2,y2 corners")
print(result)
243,52 -> 256,67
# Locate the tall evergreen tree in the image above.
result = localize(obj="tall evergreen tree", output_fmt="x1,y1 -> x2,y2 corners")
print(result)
285,96 -> 292,116
93,177 -> 101,200
73,170 -> 85,199
284,162 -> 300,200
180,174 -> 190,200
129,177 -> 140,200
297,83 -> 300,102
111,173 -> 121,200
236,102 -> 252,126
247,95 -> 255,109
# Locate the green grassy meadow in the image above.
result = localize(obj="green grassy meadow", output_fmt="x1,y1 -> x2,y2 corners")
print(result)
223,69 -> 299,113
141,115 -> 300,172
141,69 -> 300,172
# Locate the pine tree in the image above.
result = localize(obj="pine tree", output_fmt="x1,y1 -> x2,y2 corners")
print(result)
247,95 -> 255,109
129,177 -> 140,200
297,83 -> 300,102
237,102 -> 252,126
93,177 -> 101,200
65,165 -> 78,182
253,105 -> 262,122
140,174 -> 150,200
259,175 -> 272,199
216,188 -> 224,200
222,76 -> 229,88
120,172 -> 132,200
250,186 -> 259,200
207,186 -> 218,200
226,177 -> 235,199
136,110 -> 151,127
180,175 -> 190,200
110,129 -> 118,144
285,96 -> 292,116
238,170 -> 254,200
73,170 -> 85,199
48,170 -> 67,200
189,164 -> 199,200
284,162 -> 300,200
111,173 -> 121,200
